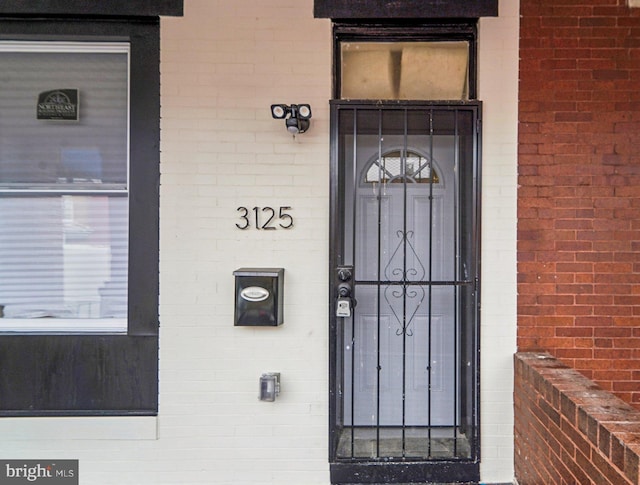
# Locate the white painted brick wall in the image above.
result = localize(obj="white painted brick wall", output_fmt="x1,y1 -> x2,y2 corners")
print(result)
158,1 -> 332,483
0,1 -> 517,483
478,0 -> 519,482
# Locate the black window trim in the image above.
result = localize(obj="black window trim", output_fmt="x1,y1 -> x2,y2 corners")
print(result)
315,0 -> 498,19
0,1 -> 182,17
0,17 -> 160,416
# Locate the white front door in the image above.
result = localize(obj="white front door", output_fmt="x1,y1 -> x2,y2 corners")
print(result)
343,136 -> 457,427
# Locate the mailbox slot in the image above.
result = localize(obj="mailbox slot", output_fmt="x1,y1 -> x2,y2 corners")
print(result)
233,268 -> 284,326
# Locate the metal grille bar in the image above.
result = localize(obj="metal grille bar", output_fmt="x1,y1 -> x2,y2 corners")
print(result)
331,102 -> 480,470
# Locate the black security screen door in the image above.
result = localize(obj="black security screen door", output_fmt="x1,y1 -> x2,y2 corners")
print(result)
329,101 -> 481,484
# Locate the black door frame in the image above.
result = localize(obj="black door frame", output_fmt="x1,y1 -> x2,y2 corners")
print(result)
328,100 -> 482,484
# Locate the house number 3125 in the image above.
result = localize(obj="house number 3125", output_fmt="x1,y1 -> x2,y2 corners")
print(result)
236,206 -> 294,230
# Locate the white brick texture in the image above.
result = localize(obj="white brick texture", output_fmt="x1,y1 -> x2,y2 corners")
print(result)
478,0 -> 519,482
0,0 -> 518,483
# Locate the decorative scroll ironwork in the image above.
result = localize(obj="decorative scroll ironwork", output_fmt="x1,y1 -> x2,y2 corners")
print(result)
384,230 -> 426,282
383,229 -> 427,336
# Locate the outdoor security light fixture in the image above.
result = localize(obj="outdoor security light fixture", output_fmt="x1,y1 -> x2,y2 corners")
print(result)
270,103 -> 312,135
259,372 -> 281,402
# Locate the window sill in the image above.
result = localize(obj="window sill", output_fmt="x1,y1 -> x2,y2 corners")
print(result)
0,318 -> 127,334
0,416 -> 157,440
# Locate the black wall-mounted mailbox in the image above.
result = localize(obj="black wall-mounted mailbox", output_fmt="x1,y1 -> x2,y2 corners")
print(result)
233,268 -> 284,326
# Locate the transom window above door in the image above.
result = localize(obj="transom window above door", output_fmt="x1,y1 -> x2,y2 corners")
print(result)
335,22 -> 477,101
340,41 -> 470,100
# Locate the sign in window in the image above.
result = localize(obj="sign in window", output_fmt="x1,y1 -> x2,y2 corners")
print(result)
0,42 -> 130,333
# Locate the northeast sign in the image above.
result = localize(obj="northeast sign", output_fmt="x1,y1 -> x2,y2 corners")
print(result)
37,89 -> 79,121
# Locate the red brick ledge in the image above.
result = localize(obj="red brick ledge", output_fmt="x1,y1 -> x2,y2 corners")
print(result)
515,352 -> 640,485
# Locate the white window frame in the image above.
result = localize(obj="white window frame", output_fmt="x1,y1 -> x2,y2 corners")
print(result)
0,41 -> 131,334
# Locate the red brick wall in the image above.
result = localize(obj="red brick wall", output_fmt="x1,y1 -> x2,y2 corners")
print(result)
518,0 -> 640,408
515,352 -> 640,485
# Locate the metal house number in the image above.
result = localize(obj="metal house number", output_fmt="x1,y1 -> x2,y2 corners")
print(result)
236,206 -> 294,230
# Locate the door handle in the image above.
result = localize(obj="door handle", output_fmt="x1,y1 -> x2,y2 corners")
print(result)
337,267 -> 352,282
336,266 -> 355,317
338,282 -> 351,298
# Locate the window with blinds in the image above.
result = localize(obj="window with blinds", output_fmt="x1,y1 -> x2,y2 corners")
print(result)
0,42 -> 129,333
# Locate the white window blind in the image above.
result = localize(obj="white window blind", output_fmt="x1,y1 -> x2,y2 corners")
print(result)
0,42 -> 130,333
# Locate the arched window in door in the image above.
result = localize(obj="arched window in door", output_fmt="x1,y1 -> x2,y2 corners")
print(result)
364,149 -> 440,185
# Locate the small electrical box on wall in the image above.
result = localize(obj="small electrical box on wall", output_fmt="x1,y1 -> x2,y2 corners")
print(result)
233,268 -> 284,326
